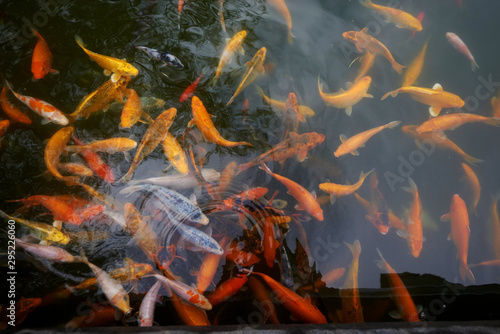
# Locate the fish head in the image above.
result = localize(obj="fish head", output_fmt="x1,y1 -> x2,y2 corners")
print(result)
342,31 -> 357,43
313,210 -> 324,221
366,213 -> 390,235
120,63 -> 139,77
52,231 -> 71,244
161,53 -> 184,69
311,132 -> 326,144
31,61 -> 50,79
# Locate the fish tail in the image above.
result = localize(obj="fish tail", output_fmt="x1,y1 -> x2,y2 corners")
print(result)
386,120 -> 401,129
462,153 -> 483,166
344,240 -> 361,259
235,141 -> 253,147
471,60 -> 479,72
375,248 -> 389,272
118,164 -> 137,184
74,35 -> 85,49
486,117 -> 500,127
392,62 -> 406,74
359,169 -> 374,182
258,163 -> 272,175
236,162 -> 252,175
401,177 -> 417,194
459,262 -> 476,284
287,31 -> 295,45
381,89 -> 399,100
31,29 -> 42,40
359,0 -> 373,8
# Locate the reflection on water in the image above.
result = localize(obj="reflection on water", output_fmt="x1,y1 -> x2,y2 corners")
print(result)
1,0 -> 500,328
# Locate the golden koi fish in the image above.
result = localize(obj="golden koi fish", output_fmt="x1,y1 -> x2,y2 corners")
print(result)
226,47 -> 266,106
65,138 -> 137,154
360,0 -> 422,31
354,52 -> 376,83
319,169 -> 373,203
161,132 -> 189,175
268,0 -> 295,44
212,30 -> 247,84
402,39 -> 429,87
75,35 -> 138,77
382,83 -> 464,117
461,163 -> 480,216
44,126 -> 79,183
339,240 -> 363,323
398,178 -> 423,258
256,86 -> 315,118
318,76 -> 373,116
416,113 -> 500,133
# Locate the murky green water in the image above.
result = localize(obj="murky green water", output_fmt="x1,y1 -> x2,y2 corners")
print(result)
1,0 -> 500,328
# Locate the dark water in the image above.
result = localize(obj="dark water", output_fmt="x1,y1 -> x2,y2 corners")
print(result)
1,0 -> 500,328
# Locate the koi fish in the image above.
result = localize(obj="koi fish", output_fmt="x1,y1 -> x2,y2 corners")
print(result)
440,194 -> 476,284
354,192 -> 405,233
268,0 -> 295,44
339,240 -> 363,323
176,223 -> 224,255
189,96 -> 252,147
65,138 -> 137,154
69,75 -> 130,121
343,28 -> 405,74
470,259 -> 500,268
376,249 -> 420,321
217,161 -> 238,195
314,267 -> 346,289
9,195 -> 83,225
119,108 -> 177,183
207,275 -> 248,306
398,178 -> 423,258
128,169 -> 220,189
0,83 -> 32,124
225,247 -> 261,267
72,136 -> 115,182
31,29 -> 58,79
416,113 -> 500,133
219,0 -> 226,33
245,270 -> 327,324
334,120 -> 401,157
360,0 -> 422,31
401,125 -> 483,165
75,35 -> 138,76
410,12 -> 424,39
446,32 -> 479,71
120,89 -> 151,128
259,163 -> 323,221
139,281 -> 163,327
461,163 -> 480,216
0,119 -> 9,148
136,46 -> 184,69
382,83 -> 464,117
196,237 -> 229,293
170,293 -> 211,325
161,132 -> 189,175
59,162 -> 93,177
255,86 -> 315,119
354,52 -> 376,83
66,303 -> 121,328
80,252 -> 133,316
402,38 -> 429,87
319,169 -> 373,203
282,92 -> 304,139
488,195 -> 500,259
180,72 -> 203,103
124,203 -> 160,262
262,217 -> 279,267
152,274 -> 212,310
212,30 -> 247,84
237,132 -> 325,173
0,209 -> 70,244
5,81 -> 68,125
226,47 -> 266,106
45,126 -> 79,183
319,76 -> 373,116
247,276 -> 280,324
15,238 -> 83,263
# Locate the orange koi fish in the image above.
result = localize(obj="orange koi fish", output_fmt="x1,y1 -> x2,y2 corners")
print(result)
398,178 -> 423,258
343,28 -> 405,74
180,71 -> 203,103
360,0 -> 422,31
6,81 -> 68,125
217,161 -> 238,195
315,267 -> 346,289
401,125 -> 483,165
189,96 -> 252,147
339,240 -> 363,323
120,108 -> 177,182
440,194 -> 476,284
213,30 -> 247,84
376,249 -> 420,321
153,274 -> 212,310
256,86 -> 315,119
197,237 -> 229,294
259,163 -> 323,221
72,136 -> 115,182
382,83 -> 464,117
262,218 -> 279,267
246,271 -> 327,324
354,192 -> 405,232
31,29 -> 58,79
65,137 -> 137,154
268,0 -> 295,44
45,126 -> 79,183
318,76 -> 373,116
170,293 -> 211,326
248,276 -> 280,324
225,247 -> 261,267
120,89 -> 151,128
488,195 -> 500,259
282,92 -> 304,139
66,303 -> 120,328
226,47 -> 266,106
470,259 -> 500,268
75,35 -> 138,77
69,75 -> 130,121
0,83 -> 32,125
207,275 -> 248,306
319,169 -> 373,203
237,132 -> 325,173
334,120 -> 401,157
461,163 -> 480,215
402,38 -> 429,87
161,132 -> 189,175
416,113 -> 500,133
59,162 -> 93,177
446,32 -> 479,71
354,52 -> 376,83
124,203 -> 159,262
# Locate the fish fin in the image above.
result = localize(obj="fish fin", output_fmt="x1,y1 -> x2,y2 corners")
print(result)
123,151 -> 131,163
416,305 -> 424,313
396,229 -> 409,239
389,310 -> 402,319
339,134 -> 347,143
294,203 -> 304,211
345,82 -> 352,89
429,105 -> 442,117
386,120 -> 401,129
350,150 -> 359,156
104,69 -> 112,76
356,45 -> 363,53
447,232 -> 453,241
40,118 -> 51,125
329,195 -> 336,204
381,89 -> 399,100
440,213 -> 450,222
287,32 -> 295,45
345,106 -> 352,116
187,119 -> 196,127
402,177 -> 417,194
460,263 -> 476,284
237,46 -> 245,56
189,193 -> 198,206
360,27 -> 368,34
297,149 -> 308,162
345,240 -> 361,258
432,83 -> 443,91
111,73 -> 121,82
365,93 -> 373,98
50,69 -> 59,74
471,60 -> 479,72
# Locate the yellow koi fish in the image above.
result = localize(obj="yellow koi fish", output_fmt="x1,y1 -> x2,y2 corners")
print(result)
75,35 -> 138,77
360,0 -> 422,31
161,132 -> 189,175
318,76 -> 373,116
339,240 -> 363,323
212,30 -> 247,84
226,47 -> 266,106
398,178 -> 423,258
461,163 -> 480,216
402,39 -> 429,87
354,52 -> 376,83
44,126 -> 79,184
382,83 -> 464,117
268,0 -> 295,44
65,138 -> 137,154
256,86 -> 315,118
319,169 -> 373,203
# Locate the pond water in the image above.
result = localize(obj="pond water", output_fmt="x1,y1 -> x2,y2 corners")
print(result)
1,0 -> 500,328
